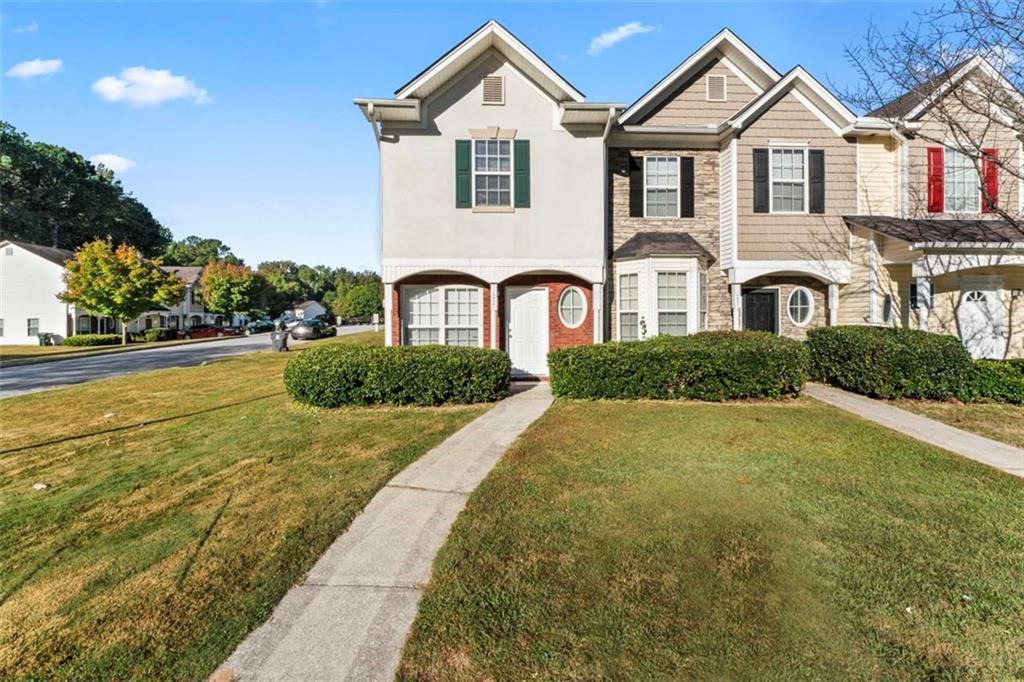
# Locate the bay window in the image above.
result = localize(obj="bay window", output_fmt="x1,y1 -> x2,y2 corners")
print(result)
656,272 -> 688,336
618,273 -> 639,341
615,259 -> 702,340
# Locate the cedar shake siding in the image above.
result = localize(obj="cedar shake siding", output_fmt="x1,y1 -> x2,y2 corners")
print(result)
607,148 -> 732,333
735,91 -> 857,261
639,57 -> 760,127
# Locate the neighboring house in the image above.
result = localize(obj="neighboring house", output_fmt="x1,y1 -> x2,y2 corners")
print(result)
0,242 -> 241,345
290,300 -> 327,320
357,21 -> 1023,371
0,240 -> 77,345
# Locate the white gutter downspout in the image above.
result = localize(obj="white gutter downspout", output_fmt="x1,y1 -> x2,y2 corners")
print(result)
366,102 -> 382,144
598,106 -> 617,344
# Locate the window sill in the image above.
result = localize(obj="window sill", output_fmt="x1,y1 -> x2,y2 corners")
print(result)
473,206 -> 515,214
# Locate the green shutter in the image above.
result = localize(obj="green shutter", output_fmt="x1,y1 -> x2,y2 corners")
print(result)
455,140 -> 471,208
514,140 -> 530,208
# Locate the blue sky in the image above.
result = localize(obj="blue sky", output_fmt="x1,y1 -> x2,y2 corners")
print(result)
2,1 -> 932,271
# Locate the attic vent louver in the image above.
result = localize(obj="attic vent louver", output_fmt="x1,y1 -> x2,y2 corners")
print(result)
482,75 -> 504,105
706,74 -> 727,102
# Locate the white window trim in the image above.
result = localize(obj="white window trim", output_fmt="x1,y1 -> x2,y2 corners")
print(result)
472,140 -> 513,209
643,156 -> 681,219
613,257 -> 701,339
786,286 -> 815,327
617,272 -> 640,341
401,284 -> 484,348
557,286 -> 587,329
655,271 -> 690,336
942,146 -> 983,214
768,147 -> 809,215
706,74 -> 727,102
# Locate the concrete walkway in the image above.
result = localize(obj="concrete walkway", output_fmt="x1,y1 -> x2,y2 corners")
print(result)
219,383 -> 553,681
805,383 -> 1024,478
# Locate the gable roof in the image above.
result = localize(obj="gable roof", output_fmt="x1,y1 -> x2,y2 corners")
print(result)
619,28 -> 782,125
160,265 -> 203,286
294,300 -> 323,309
867,55 -> 1023,121
1,239 -> 74,267
726,66 -> 857,135
393,20 -> 584,103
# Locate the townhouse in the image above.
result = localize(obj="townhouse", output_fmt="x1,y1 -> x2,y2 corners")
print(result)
356,21 -> 1024,375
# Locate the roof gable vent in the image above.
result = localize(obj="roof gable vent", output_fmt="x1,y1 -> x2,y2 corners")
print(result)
482,75 -> 504,105
706,74 -> 727,102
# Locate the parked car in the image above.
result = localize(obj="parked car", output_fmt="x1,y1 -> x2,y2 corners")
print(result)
244,318 -> 275,335
274,316 -> 303,331
177,325 -> 241,340
290,319 -> 337,340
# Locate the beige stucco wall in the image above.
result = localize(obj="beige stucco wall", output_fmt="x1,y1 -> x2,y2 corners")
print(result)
735,91 -> 857,261
641,55 -> 759,127
379,51 -> 605,263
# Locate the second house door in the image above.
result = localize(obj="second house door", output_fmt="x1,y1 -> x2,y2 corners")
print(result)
743,289 -> 778,333
506,286 -> 549,377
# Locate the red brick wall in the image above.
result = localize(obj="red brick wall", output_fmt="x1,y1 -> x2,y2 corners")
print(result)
391,276 -> 492,347
500,275 -> 593,351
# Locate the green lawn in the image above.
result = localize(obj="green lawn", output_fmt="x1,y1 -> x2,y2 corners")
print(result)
0,331 -> 488,680
892,399 -> 1024,449
400,399 -> 1024,681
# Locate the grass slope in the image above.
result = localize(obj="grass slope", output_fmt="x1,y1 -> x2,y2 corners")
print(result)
401,399 -> 1024,681
0,332 -> 487,680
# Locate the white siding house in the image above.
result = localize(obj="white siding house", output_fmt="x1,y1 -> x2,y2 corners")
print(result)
0,240 -> 76,345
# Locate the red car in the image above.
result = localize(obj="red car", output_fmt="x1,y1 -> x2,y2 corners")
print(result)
177,325 -> 241,340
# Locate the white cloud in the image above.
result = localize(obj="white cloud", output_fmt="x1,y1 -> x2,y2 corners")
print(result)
5,57 -> 62,79
90,153 -> 136,174
14,20 -> 39,35
92,66 -> 211,106
588,22 -> 656,56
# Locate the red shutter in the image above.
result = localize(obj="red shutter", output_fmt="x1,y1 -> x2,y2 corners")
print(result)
927,147 -> 944,213
981,148 -> 998,213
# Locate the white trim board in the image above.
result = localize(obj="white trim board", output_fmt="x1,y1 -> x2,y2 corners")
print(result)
382,258 -> 605,285
730,260 -> 852,284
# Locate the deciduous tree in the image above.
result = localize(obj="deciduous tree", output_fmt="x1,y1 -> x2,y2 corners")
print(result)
200,261 -> 260,322
59,240 -> 184,345
162,236 -> 241,266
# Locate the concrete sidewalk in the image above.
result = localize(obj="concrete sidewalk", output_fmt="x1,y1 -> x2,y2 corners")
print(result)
219,383 -> 553,681
805,383 -> 1024,478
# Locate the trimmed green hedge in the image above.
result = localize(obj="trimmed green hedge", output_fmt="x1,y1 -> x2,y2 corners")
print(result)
807,326 -> 974,400
62,334 -> 121,347
970,359 -> 1024,404
283,344 -> 511,407
548,331 -> 808,401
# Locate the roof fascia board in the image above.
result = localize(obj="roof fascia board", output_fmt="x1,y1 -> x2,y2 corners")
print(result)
394,20 -> 584,102
619,28 -> 781,124
728,67 -> 856,134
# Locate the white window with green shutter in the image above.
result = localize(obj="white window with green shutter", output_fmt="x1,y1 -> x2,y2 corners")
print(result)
474,140 -> 511,207
455,138 -> 529,210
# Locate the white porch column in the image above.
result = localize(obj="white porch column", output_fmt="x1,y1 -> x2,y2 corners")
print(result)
383,282 -> 394,346
916,276 -> 931,331
489,283 -> 498,350
730,283 -> 742,330
828,283 -> 839,326
592,282 -> 604,343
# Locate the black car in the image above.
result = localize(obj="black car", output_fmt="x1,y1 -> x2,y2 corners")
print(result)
244,318 -> 275,335
290,319 -> 337,340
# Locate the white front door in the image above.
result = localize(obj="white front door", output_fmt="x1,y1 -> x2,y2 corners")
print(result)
506,286 -> 549,376
958,283 -> 1002,359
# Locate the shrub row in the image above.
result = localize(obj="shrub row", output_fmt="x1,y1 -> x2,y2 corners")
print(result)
62,334 -> 121,347
806,326 -> 974,400
548,331 -> 808,401
283,343 -> 511,407
970,359 -> 1024,404
143,327 -> 176,342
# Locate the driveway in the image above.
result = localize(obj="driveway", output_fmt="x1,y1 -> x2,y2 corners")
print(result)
0,325 -> 373,399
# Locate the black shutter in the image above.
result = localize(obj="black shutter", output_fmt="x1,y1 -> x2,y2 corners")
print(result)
753,149 -> 769,213
514,140 -> 530,208
679,157 -> 694,218
628,155 -> 643,217
455,140 -> 471,208
809,149 -> 825,214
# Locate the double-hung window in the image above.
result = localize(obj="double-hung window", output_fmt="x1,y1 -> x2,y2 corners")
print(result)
403,286 -> 481,347
944,149 -> 980,212
656,272 -> 688,336
770,149 -> 806,212
27,318 -> 40,337
618,273 -> 639,341
474,140 -> 511,207
644,156 -> 678,217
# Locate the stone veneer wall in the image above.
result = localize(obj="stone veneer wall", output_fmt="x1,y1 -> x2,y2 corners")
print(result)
607,148 -> 732,338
